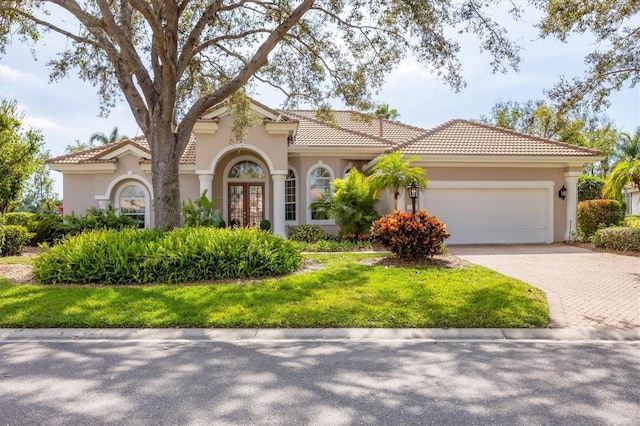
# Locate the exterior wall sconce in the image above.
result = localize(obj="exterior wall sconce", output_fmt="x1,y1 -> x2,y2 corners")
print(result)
558,184 -> 567,200
407,179 -> 419,214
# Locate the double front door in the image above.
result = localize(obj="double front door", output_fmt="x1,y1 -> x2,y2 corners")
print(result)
228,183 -> 264,227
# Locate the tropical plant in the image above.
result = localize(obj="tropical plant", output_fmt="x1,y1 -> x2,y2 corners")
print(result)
89,126 -> 129,145
310,169 -> 379,239
370,210 -> 450,260
577,175 -> 605,202
616,128 -> 640,162
603,159 -> 640,202
181,191 -> 224,228
368,151 -> 428,209
374,104 -> 400,121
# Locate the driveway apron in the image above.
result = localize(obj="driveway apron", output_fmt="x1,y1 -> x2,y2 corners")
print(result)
451,245 -> 640,329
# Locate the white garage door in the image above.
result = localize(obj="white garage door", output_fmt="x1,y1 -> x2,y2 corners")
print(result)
422,182 -> 553,245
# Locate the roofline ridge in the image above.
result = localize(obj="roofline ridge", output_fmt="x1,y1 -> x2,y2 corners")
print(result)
460,119 -> 602,155
286,110 -> 398,147
290,109 -> 430,133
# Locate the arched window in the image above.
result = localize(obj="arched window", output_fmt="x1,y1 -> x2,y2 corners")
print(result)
309,165 -> 332,221
228,160 -> 265,179
285,168 -> 296,222
118,184 -> 146,228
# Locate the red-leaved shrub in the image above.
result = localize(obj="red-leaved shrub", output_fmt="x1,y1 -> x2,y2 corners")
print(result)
577,199 -> 624,239
370,210 -> 451,260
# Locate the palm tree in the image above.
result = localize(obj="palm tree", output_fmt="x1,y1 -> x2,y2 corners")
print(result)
89,126 -> 129,145
367,150 -> 428,210
603,159 -> 640,202
310,169 -> 379,239
616,128 -> 640,162
374,104 -> 400,121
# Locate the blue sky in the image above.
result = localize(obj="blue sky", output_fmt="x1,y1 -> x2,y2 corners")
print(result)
0,6 -> 638,199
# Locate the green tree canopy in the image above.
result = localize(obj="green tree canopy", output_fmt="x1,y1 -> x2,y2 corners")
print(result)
604,160 -> 640,203
18,149 -> 60,214
367,151 -> 428,210
1,1 -> 522,228
616,128 -> 640,162
533,1 -> 640,114
0,99 -> 43,213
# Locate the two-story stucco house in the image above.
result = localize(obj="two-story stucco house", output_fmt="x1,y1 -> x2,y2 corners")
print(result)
47,99 -> 601,244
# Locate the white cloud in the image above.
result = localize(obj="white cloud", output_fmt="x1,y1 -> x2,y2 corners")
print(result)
385,59 -> 439,87
22,116 -> 63,131
0,64 -> 37,81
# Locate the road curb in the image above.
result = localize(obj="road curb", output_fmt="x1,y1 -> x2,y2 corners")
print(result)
1,328 -> 639,341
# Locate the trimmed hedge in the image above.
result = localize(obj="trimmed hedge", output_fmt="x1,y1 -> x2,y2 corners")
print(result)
593,227 -> 640,252
0,225 -> 34,256
33,227 -> 302,284
577,199 -> 625,239
288,224 -> 330,243
370,210 -> 450,260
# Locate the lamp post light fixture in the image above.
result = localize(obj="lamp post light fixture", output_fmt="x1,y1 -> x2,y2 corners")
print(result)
407,179 -> 419,214
558,184 -> 567,200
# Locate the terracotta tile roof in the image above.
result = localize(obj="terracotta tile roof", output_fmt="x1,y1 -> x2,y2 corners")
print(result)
287,110 -> 427,145
395,119 -> 602,157
47,135 -> 197,165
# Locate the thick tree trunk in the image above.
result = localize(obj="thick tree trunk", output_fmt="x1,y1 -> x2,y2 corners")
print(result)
149,127 -> 183,229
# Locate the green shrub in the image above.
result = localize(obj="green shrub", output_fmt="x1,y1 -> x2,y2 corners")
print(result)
288,224 -> 330,242
0,216 -> 5,251
578,175 -> 605,202
260,219 -> 271,231
182,191 -> 225,228
29,214 -> 67,245
0,225 -> 35,256
292,239 -> 374,252
593,227 -> 640,251
624,215 -> 640,228
370,210 -> 451,260
3,212 -> 38,228
577,199 -> 625,239
34,227 -> 302,284
63,207 -> 138,234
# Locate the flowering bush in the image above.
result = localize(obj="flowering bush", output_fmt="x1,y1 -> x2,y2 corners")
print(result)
370,210 -> 450,260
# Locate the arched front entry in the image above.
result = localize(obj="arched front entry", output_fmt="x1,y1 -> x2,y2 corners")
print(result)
225,158 -> 267,227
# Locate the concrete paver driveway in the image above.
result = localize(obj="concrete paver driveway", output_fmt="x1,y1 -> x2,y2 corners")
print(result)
450,245 -> 640,329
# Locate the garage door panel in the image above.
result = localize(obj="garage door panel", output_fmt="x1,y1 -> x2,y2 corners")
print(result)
424,186 -> 551,244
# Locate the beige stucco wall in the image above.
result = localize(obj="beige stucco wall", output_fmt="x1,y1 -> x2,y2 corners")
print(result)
62,174 -> 98,215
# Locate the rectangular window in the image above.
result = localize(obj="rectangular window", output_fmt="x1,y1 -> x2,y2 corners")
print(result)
285,170 -> 296,221
626,192 -> 633,214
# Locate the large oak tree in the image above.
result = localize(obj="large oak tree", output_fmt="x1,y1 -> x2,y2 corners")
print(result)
0,0 -> 522,228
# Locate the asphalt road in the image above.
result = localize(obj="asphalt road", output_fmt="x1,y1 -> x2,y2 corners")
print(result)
1,339 -> 639,425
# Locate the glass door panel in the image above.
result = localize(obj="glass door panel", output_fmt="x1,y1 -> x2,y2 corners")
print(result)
229,184 -> 245,227
248,184 -> 264,227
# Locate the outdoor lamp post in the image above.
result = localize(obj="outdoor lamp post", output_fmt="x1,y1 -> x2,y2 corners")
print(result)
407,179 -> 419,214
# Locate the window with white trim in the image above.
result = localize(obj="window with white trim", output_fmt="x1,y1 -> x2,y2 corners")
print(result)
285,168 -> 296,221
625,191 -> 633,214
119,184 -> 146,228
309,166 -> 331,220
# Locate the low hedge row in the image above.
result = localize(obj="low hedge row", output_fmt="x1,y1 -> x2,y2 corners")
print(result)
0,225 -> 34,256
593,227 -> 640,252
34,227 -> 302,284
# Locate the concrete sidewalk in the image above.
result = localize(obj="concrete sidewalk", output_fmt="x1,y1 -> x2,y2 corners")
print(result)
1,327 -> 640,341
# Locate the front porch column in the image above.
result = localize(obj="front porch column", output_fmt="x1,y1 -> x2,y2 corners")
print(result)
564,171 -> 581,240
272,172 -> 287,238
197,173 -> 214,200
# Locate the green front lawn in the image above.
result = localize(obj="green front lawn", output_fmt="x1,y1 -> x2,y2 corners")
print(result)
0,253 -> 548,328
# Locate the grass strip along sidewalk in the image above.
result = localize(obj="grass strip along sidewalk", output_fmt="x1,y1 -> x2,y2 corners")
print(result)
0,253 -> 548,328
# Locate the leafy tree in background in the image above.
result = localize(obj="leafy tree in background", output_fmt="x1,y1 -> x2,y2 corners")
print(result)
368,151 -> 429,210
481,100 -> 620,177
0,1 -> 522,228
533,1 -> 640,114
89,126 -> 129,145
0,99 -> 42,213
18,149 -> 60,214
374,104 -> 400,121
